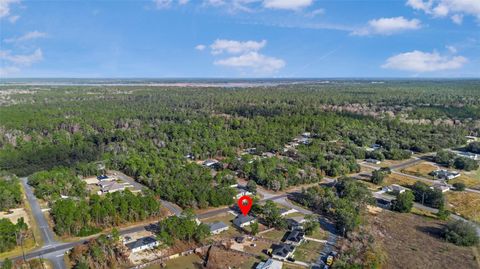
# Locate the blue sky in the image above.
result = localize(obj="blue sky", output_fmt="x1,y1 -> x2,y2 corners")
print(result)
1,0 -> 479,78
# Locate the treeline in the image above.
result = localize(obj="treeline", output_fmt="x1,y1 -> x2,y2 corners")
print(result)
28,167 -> 87,200
50,190 -> 161,236
0,218 -> 28,253
299,178 -> 374,235
0,175 -> 22,211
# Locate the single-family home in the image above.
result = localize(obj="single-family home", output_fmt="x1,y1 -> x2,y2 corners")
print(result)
203,159 -> 223,170
207,222 -> 229,235
466,136 -> 477,143
279,208 -> 297,217
97,175 -> 114,181
431,169 -> 460,180
382,184 -> 407,194
376,198 -> 392,209
284,229 -> 305,246
286,216 -> 306,230
125,236 -> 159,253
256,258 -> 283,269
271,243 -> 296,261
432,184 -> 451,193
233,215 -> 256,228
234,186 -> 253,199
456,151 -> 480,161
365,158 -> 381,164
301,132 -> 312,138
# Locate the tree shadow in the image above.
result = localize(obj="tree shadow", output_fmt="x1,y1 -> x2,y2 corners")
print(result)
415,225 -> 445,240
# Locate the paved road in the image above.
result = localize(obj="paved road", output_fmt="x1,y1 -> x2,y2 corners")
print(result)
20,178 -> 66,269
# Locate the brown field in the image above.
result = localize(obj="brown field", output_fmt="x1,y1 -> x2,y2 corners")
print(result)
446,191 -> 480,223
401,162 -> 438,178
383,173 -> 425,187
449,174 -> 480,189
372,211 -> 478,269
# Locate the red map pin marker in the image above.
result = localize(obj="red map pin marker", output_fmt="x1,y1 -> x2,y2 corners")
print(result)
238,195 -> 253,216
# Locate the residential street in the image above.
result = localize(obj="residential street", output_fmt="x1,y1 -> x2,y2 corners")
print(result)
20,177 -> 66,269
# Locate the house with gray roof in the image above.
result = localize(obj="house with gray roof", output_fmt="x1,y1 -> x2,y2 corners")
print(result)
233,215 -> 256,228
271,243 -> 295,261
207,221 -> 229,235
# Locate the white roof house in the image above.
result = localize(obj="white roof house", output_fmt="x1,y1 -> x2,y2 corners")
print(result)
432,184 -> 451,193
234,186 -> 253,199
279,208 -> 297,217
365,158 -> 381,164
456,151 -> 480,161
125,237 -> 159,253
256,259 -> 283,269
431,169 -> 460,180
382,184 -> 407,194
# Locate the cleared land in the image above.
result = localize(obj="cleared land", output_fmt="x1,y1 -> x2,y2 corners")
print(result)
294,240 -> 323,264
446,191 -> 480,222
372,210 -> 477,269
383,173 -> 424,187
401,162 -> 438,178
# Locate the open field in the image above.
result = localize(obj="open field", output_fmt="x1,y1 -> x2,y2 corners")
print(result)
372,210 -> 478,269
446,191 -> 480,223
260,229 -> 286,242
294,240 -> 323,264
147,254 -> 204,269
383,173 -> 425,187
0,208 -> 30,227
449,174 -> 480,189
401,162 -> 438,178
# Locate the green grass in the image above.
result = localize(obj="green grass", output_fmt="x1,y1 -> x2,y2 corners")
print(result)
294,241 -> 324,263
154,254 -> 204,269
261,229 -> 286,242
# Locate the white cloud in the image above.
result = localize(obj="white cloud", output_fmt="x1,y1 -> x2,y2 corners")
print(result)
210,39 -> 267,54
203,0 -> 313,12
154,0 -> 189,8
0,48 -> 43,66
206,38 -> 285,73
0,0 -> 20,18
4,31 -> 48,43
214,51 -> 285,73
382,50 -> 467,72
263,0 -> 313,10
451,13 -> 463,24
8,14 -> 19,23
195,44 -> 206,51
446,45 -> 457,53
154,0 -> 173,8
352,17 -> 422,36
0,66 -> 20,76
406,0 -> 480,24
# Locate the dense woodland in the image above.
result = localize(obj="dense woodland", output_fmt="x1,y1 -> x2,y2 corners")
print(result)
50,190 -> 161,236
0,82 -> 477,208
0,175 -> 22,212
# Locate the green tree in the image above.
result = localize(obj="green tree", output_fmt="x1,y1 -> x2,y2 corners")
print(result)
391,191 -> 414,213
444,220 -> 479,246
303,214 -> 320,236
246,180 -> 257,194
370,170 -> 385,185
250,221 -> 259,235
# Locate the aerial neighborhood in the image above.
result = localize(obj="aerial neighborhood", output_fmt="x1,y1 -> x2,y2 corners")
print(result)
1,83 -> 480,269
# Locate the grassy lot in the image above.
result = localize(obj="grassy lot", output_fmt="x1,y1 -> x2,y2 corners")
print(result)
306,227 -> 328,240
449,174 -> 480,189
446,191 -> 480,222
156,254 -> 204,269
383,173 -> 424,187
203,213 -> 241,240
373,210 -> 478,269
401,162 -> 437,178
260,229 -> 286,242
294,241 -> 323,263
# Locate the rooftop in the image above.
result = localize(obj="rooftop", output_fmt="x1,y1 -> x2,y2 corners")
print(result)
125,236 -> 158,250
208,221 -> 228,232
233,215 -> 255,226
